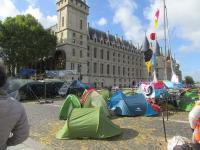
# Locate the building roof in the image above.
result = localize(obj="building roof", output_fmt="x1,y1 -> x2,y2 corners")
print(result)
141,35 -> 149,52
88,27 -> 137,50
155,40 -> 161,56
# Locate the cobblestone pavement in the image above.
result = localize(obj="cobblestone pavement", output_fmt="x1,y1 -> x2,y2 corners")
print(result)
17,99 -> 192,150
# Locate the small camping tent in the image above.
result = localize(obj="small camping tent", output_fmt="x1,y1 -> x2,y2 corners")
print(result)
109,91 -> 157,117
59,95 -> 81,120
81,89 -> 110,116
99,88 -> 111,101
56,108 -> 122,139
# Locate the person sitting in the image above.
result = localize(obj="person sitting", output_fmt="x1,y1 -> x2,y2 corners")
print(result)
0,64 -> 29,150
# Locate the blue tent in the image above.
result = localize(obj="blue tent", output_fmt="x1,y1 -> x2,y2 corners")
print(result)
109,91 -> 157,117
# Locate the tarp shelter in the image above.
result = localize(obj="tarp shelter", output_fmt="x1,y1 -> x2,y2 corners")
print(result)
58,80 -> 94,97
59,95 -> 81,120
19,68 -> 36,78
109,91 -> 158,117
6,79 -> 64,101
81,89 -> 110,117
56,108 -> 122,139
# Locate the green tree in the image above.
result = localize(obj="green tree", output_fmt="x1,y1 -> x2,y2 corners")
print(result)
185,76 -> 194,85
0,14 -> 56,76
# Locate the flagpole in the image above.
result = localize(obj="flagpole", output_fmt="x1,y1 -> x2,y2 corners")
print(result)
165,6 -> 176,81
163,0 -> 167,80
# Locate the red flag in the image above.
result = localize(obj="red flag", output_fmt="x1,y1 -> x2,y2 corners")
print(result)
155,9 -> 160,19
150,33 -> 156,40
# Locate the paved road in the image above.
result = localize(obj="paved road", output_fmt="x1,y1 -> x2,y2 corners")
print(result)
10,99 -> 193,150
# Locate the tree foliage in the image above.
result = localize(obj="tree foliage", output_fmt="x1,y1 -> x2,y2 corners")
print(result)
185,76 -> 194,85
0,14 -> 56,75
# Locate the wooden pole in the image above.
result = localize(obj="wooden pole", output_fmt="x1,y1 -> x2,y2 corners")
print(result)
162,110 -> 167,142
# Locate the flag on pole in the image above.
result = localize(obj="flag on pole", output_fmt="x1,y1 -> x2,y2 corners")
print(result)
154,9 -> 160,28
155,9 -> 160,19
145,61 -> 151,73
154,19 -> 159,28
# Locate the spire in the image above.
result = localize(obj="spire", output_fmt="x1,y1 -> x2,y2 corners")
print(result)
160,47 -> 163,56
155,40 -> 161,56
167,49 -> 171,60
142,35 -> 150,52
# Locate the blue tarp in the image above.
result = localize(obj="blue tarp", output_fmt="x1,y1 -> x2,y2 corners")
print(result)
109,91 -> 157,117
19,68 -> 36,77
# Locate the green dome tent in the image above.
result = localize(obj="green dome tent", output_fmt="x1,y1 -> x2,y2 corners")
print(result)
56,108 -> 122,139
81,89 -> 110,117
99,89 -> 111,102
59,95 -> 81,120
177,97 -> 196,112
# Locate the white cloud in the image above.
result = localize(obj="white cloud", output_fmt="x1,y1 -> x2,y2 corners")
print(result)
0,0 -> 19,19
108,0 -> 144,44
23,5 -> 57,28
0,0 -> 57,28
144,0 -> 200,53
96,17 -> 107,26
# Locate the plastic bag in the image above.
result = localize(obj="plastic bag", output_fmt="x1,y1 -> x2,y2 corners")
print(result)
167,136 -> 192,150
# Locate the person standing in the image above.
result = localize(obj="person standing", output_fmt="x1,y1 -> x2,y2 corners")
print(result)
189,100 -> 200,144
0,64 -> 29,150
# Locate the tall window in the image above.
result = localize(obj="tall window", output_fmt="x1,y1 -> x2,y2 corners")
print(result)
71,63 -> 74,70
118,66 -> 120,75
80,19 -> 83,30
87,46 -> 90,57
113,65 -> 115,75
61,32 -> 63,42
72,49 -> 75,56
87,62 -> 90,73
128,68 -> 130,76
80,35 -> 83,39
73,32 -> 76,37
78,64 -> 81,73
80,50 -> 82,58
100,49 -> 104,59
93,63 -> 97,74
107,51 -> 110,60
100,64 -> 104,74
62,17 -> 64,27
123,67 -> 125,76
107,64 -> 110,75
94,48 -> 97,58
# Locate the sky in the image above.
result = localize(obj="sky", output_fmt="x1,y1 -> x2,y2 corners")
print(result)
0,0 -> 199,81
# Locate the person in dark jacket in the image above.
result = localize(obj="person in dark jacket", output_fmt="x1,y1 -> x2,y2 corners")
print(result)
0,64 -> 29,150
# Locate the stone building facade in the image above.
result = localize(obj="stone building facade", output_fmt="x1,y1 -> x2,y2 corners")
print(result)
52,0 -> 181,87
53,0 -> 148,88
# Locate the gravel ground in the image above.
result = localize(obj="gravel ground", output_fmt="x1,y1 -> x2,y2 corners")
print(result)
23,99 -> 193,150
